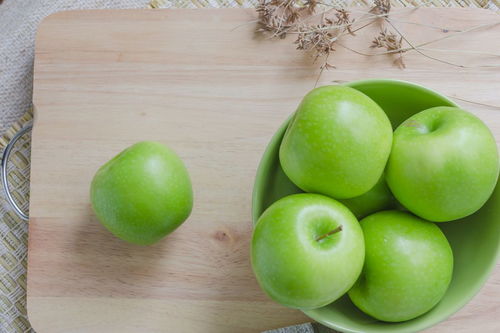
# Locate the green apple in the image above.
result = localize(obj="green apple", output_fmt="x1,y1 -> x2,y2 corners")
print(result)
91,141 -> 193,245
386,106 -> 499,222
348,210 -> 453,322
339,174 -> 396,219
279,85 -> 392,199
251,193 -> 364,309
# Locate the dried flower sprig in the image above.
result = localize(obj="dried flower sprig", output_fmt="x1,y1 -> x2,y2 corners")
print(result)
371,29 -> 405,68
255,0 -> 392,70
256,0 -> 319,38
370,0 -> 391,16
305,0 -> 319,14
294,9 -> 356,57
257,0 -> 359,70
255,0 -> 500,82
295,22 -> 338,63
334,9 -> 355,35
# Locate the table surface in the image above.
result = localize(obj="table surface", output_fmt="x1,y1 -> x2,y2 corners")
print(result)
28,8 -> 500,333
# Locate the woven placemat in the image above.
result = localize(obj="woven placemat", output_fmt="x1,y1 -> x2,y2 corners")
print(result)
0,111 -> 32,333
0,0 -> 497,332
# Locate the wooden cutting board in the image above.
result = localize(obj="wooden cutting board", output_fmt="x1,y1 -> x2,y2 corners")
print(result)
28,8 -> 500,333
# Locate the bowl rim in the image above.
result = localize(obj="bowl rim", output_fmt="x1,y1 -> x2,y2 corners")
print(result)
251,79 -> 500,333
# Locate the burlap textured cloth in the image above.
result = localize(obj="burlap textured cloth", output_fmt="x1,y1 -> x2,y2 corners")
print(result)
0,0 -> 497,332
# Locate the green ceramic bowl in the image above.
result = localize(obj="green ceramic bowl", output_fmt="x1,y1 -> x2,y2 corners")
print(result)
252,79 -> 500,333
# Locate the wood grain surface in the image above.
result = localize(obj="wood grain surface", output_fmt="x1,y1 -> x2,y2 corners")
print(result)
28,8 -> 500,333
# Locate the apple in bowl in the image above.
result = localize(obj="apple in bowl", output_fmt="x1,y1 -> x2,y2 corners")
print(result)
251,193 -> 364,309
348,210 -> 453,322
387,106 -> 499,222
279,85 -> 393,199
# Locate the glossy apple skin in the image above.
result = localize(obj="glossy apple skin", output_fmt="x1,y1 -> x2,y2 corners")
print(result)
279,85 -> 392,199
91,141 -> 193,245
387,106 -> 499,222
251,193 -> 365,309
348,210 -> 453,322
339,175 -> 396,219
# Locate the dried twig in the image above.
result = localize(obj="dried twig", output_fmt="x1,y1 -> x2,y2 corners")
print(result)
315,53 -> 333,87
449,96 -> 500,110
419,48 -> 500,57
384,19 -> 466,68
386,18 -> 461,32
344,21 -> 500,64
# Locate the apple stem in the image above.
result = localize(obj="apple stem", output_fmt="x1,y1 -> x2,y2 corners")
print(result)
316,225 -> 343,242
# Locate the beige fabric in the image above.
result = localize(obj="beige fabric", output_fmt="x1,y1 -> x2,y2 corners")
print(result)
0,0 -> 497,332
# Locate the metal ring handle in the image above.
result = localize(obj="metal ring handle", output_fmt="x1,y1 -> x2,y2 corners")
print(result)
1,124 -> 32,221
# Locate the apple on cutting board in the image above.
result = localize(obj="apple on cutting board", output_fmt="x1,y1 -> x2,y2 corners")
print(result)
90,141 -> 193,245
